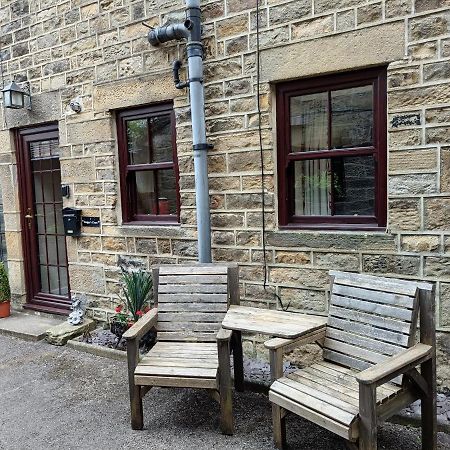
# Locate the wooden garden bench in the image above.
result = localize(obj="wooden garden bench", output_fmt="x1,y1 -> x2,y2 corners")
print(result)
266,271 -> 436,450
123,263 -> 239,435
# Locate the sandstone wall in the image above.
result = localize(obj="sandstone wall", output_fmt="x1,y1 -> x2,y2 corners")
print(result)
0,0 -> 449,385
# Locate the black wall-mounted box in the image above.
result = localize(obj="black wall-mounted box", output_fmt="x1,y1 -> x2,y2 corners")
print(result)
62,207 -> 82,237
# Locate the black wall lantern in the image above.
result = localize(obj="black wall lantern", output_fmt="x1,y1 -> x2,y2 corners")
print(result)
2,80 -> 31,110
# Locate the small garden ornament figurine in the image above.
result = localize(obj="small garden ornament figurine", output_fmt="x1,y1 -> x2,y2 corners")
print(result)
67,295 -> 87,325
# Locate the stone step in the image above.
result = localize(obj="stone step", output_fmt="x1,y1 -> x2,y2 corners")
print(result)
0,311 -> 65,341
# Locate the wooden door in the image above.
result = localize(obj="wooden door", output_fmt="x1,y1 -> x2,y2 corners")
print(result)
16,124 -> 71,313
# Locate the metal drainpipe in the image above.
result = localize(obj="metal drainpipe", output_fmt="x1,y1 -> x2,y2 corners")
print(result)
148,0 -> 212,264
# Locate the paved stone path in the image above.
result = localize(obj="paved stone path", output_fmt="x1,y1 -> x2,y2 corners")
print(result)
0,335 -> 449,450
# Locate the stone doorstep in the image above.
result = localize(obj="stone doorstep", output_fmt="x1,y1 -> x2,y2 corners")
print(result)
45,318 -> 96,346
0,311 -> 65,341
67,337 -> 127,361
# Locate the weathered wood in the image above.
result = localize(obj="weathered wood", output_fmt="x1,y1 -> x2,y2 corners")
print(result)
159,274 -> 228,284
269,347 -> 284,382
265,328 -> 326,351
218,333 -> 233,435
359,383 -> 377,450
333,283 -> 415,309
127,338 -> 143,430
356,343 -> 432,386
232,330 -> 244,392
269,391 -> 355,440
158,293 -> 228,303
135,375 -> 217,389
267,272 -> 436,450
222,305 -> 327,339
217,327 -> 233,341
228,264 -> 240,306
158,302 -> 228,312
135,365 -> 218,378
272,404 -> 286,450
158,283 -> 228,293
159,265 -> 228,275
123,308 -> 158,341
329,271 -> 419,296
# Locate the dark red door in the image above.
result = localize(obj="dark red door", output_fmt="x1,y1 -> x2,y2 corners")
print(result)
17,125 -> 71,313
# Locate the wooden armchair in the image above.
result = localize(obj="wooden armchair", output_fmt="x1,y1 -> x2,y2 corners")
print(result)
266,271 -> 436,450
123,264 -> 239,435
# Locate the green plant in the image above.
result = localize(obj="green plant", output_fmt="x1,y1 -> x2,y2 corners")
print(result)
0,262 -> 10,303
121,268 -> 153,322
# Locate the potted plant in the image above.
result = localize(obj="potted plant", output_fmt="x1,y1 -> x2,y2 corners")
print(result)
110,268 -> 153,346
0,262 -> 11,318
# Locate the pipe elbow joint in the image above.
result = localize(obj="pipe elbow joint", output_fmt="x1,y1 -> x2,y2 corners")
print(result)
148,23 -> 189,46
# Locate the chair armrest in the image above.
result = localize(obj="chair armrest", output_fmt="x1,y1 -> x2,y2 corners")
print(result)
357,343 -> 432,387
123,308 -> 158,342
217,328 -> 233,342
265,327 -> 326,352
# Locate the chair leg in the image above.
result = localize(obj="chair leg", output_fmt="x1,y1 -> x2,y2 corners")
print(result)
359,384 -> 377,450
232,331 -> 244,392
218,338 -> 234,435
272,404 -> 286,449
421,357 -> 437,450
130,384 -> 144,430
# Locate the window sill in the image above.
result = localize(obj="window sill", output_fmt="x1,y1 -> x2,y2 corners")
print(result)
122,220 -> 180,227
279,224 -> 386,232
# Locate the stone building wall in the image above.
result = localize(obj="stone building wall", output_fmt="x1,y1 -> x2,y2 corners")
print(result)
0,0 -> 450,385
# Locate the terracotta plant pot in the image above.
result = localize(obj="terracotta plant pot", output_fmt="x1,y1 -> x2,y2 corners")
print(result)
0,301 -> 10,318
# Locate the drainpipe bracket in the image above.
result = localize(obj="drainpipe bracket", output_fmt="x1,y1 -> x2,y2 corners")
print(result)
193,143 -> 214,151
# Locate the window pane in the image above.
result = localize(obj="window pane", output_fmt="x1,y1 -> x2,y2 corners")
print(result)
157,170 -> 177,215
290,92 -> 328,153
127,119 -> 150,165
135,171 -> 157,215
151,115 -> 173,163
294,155 -> 375,217
331,85 -> 373,149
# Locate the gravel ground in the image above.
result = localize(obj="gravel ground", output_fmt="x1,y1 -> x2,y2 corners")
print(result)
0,335 -> 449,450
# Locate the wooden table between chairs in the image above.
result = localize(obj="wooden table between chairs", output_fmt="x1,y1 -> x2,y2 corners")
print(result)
221,305 -> 327,388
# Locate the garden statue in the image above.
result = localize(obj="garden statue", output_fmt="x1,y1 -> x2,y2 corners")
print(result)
67,295 -> 87,326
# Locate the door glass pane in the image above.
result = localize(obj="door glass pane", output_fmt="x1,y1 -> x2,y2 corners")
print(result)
157,169 -> 177,215
41,164 -> 55,203
290,92 -> 328,153
40,266 -> 49,293
150,115 -> 173,163
48,266 -> 59,295
59,267 -> 69,296
38,235 -> 47,265
294,155 -> 375,216
127,119 -> 149,165
135,171 -> 156,215
47,235 -> 58,265
44,204 -> 56,234
331,85 -> 373,149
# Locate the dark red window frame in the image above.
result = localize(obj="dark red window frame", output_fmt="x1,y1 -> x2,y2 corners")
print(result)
117,103 -> 180,224
276,67 -> 387,230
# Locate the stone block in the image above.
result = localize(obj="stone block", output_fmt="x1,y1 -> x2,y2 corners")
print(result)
385,0 -> 412,18
212,247 -> 249,262
61,157 -> 95,183
362,254 -> 420,276
388,69 -> 420,88
135,238 -> 157,254
401,235 -> 440,253
314,252 -> 360,271
426,107 -> 450,124
389,174 -> 437,195
269,267 -> 328,288
266,232 -> 396,252
46,318 -> 95,346
269,1 -> 311,26
212,231 -> 235,245
409,12 -> 450,41
427,255 -> 450,278
291,15 -> 333,40
236,231 -> 261,246
261,22 -> 404,82
441,147 -> 450,192
424,61 -> 450,82
69,264 -> 105,294
408,41 -> 438,60
427,126 -> 450,145
425,198 -> 450,230
278,287 -> 327,312
440,283 -> 450,326
275,251 -> 310,265
216,14 -> 248,39
389,128 -> 422,148
211,212 -> 245,228
389,198 -> 421,231
389,149 -> 437,172
66,119 -> 112,145
389,84 -> 450,109
314,0 -> 361,13
357,3 -> 382,25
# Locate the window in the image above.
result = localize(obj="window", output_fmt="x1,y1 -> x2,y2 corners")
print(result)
276,67 -> 387,229
117,103 -> 180,224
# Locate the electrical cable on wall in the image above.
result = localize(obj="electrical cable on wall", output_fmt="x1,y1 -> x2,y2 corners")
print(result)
255,1 -> 290,311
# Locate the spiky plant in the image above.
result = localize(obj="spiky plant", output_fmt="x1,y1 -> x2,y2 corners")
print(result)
121,268 -> 153,321
0,263 -> 10,303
